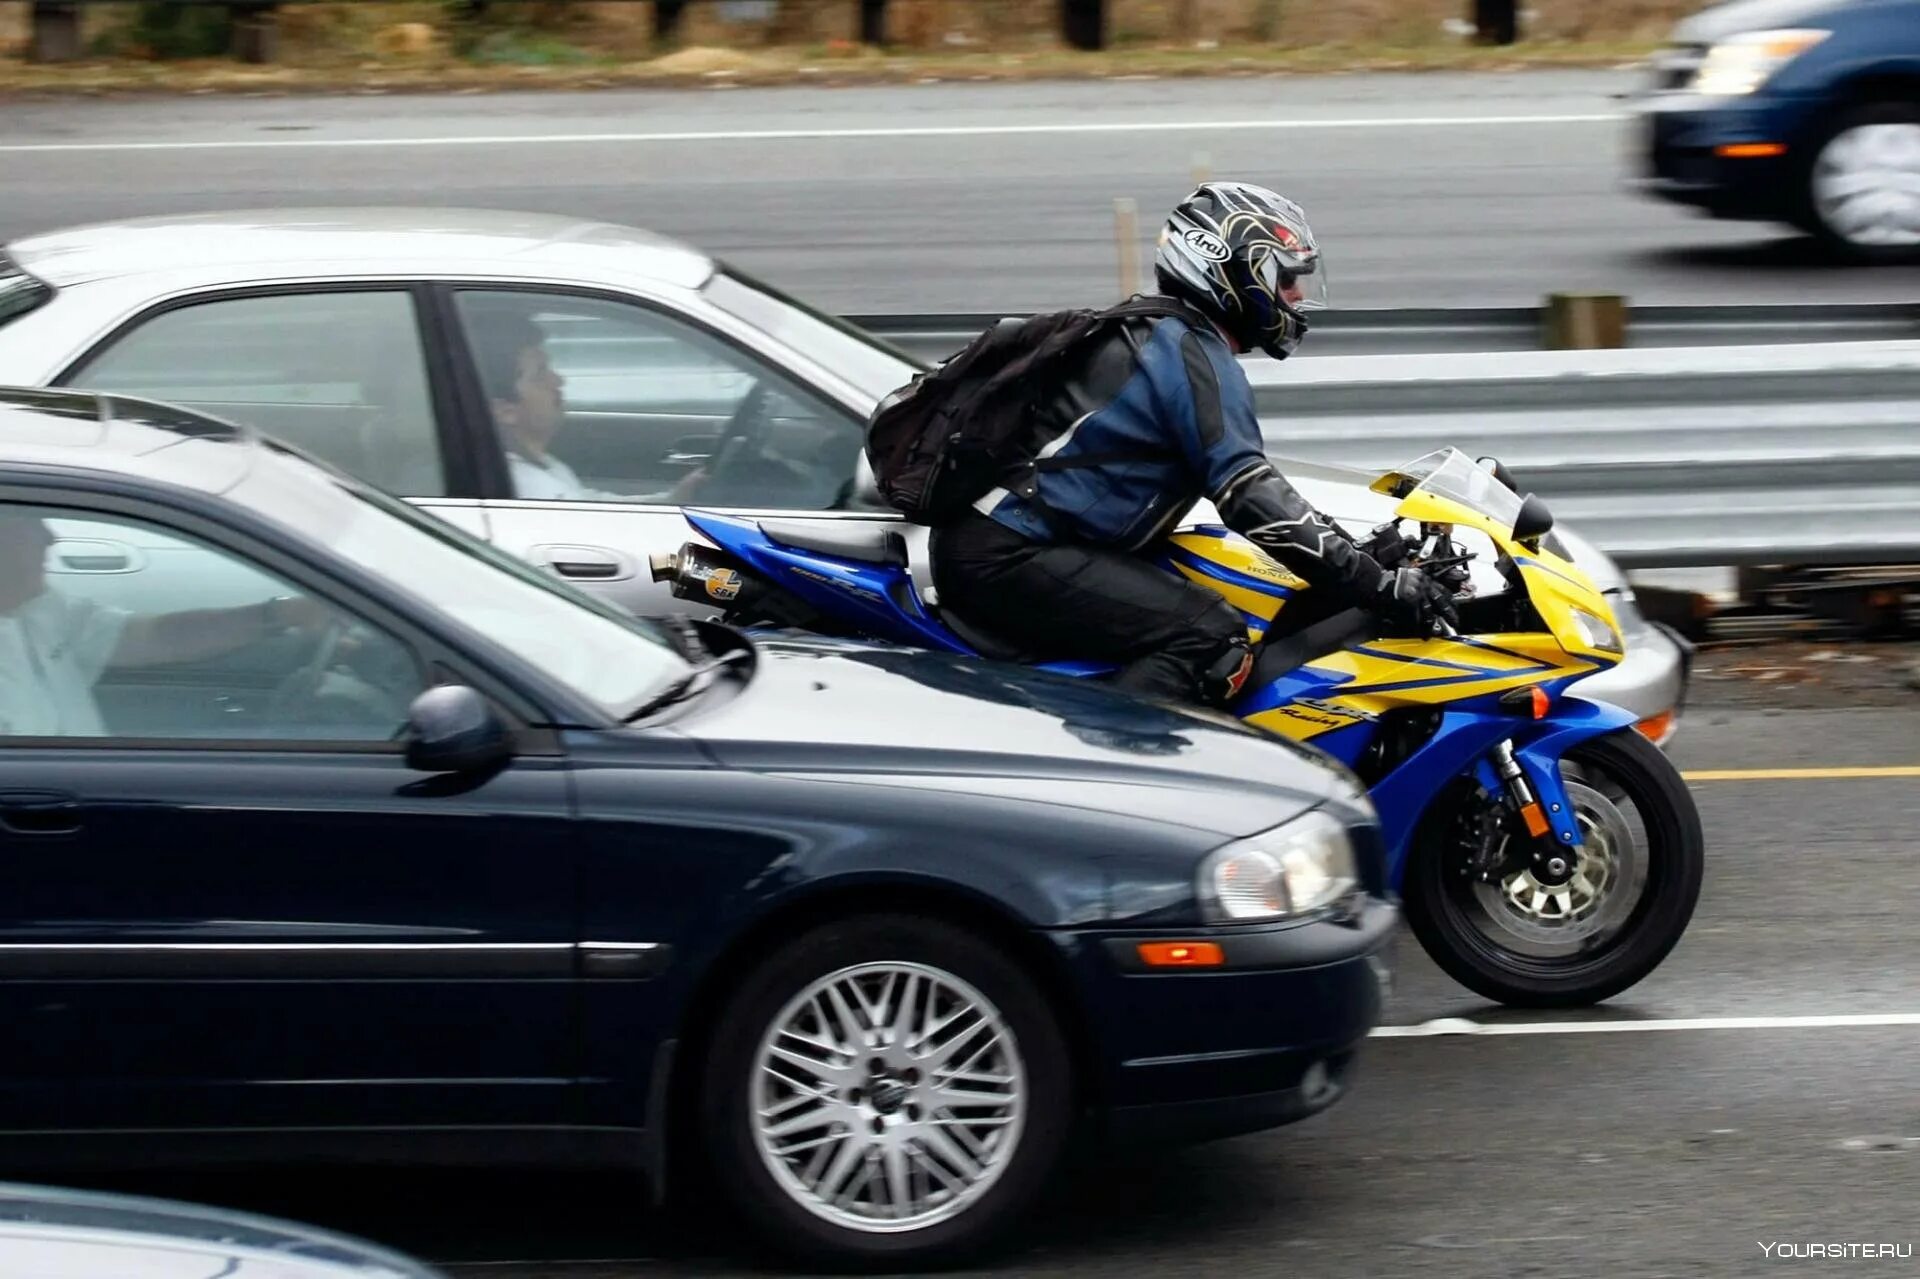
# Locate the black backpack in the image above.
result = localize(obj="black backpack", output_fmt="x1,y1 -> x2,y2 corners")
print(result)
864,295 -> 1217,527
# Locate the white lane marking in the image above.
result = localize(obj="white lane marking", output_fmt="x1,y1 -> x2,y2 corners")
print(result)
0,112 -> 1622,155
1373,1012 -> 1920,1038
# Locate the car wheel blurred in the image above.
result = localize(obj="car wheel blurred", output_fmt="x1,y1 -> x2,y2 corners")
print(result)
1805,102 -> 1920,263
700,913 -> 1072,1270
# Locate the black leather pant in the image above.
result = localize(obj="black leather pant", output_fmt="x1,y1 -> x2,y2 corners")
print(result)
929,510 -> 1246,704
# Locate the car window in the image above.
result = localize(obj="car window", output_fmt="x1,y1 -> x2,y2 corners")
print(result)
452,289 -> 866,512
227,444 -> 692,720
64,291 -> 447,498
0,502 -> 429,744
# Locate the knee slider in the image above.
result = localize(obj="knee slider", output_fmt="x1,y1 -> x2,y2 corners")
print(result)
1199,635 -> 1255,705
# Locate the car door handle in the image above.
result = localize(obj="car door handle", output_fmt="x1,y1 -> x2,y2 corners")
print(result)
553,559 -> 620,579
49,537 -> 140,574
59,552 -> 131,571
0,791 -> 83,836
532,544 -> 633,582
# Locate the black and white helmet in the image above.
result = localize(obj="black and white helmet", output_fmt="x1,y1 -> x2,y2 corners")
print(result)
1154,182 -> 1328,360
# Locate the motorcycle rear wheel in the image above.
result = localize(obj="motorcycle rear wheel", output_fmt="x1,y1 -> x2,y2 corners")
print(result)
1404,729 -> 1704,1008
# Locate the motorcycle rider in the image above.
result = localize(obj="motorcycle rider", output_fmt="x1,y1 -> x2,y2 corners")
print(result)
928,181 -> 1459,708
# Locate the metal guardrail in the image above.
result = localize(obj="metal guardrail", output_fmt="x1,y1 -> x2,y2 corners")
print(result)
1241,341 -> 1920,570
850,304 -> 1920,363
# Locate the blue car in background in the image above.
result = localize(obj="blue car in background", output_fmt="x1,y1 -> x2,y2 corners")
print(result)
1629,0 -> 1920,259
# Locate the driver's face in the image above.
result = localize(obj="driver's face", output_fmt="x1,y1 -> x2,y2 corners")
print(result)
508,344 -> 566,447
0,513 -> 52,614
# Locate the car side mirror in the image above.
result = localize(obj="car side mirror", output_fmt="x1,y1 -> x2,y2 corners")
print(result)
404,685 -> 513,774
1512,493 -> 1555,548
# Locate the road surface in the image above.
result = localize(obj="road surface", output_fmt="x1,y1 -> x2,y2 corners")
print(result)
4,72 -> 1918,313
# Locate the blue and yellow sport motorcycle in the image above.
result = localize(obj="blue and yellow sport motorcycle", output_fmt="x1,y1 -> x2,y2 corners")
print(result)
651,448 -> 1704,1007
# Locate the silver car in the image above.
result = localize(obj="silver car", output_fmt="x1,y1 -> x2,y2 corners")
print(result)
0,1180 -> 441,1277
0,208 -> 1689,742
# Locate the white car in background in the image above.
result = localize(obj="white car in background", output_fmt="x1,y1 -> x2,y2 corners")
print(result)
0,208 -> 1689,743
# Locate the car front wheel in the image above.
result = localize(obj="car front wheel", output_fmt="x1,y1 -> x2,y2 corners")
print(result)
1806,103 -> 1920,262
701,913 -> 1073,1270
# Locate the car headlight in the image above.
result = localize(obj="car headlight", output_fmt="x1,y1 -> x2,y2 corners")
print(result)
1200,811 -> 1357,922
1689,28 -> 1828,96
1570,607 -> 1625,654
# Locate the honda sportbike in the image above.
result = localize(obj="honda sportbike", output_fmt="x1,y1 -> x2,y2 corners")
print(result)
650,448 -> 1704,1007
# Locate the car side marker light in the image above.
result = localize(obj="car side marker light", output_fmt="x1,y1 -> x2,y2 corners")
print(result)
1137,942 -> 1226,968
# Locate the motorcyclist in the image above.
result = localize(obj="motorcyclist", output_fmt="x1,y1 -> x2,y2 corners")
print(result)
928,180 -> 1460,708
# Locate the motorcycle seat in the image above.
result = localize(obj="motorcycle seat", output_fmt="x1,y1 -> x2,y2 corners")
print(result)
937,607 -> 1038,664
760,519 -> 909,567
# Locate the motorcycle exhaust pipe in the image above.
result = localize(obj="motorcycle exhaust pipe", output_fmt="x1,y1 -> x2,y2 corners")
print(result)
649,542 -> 858,636
650,542 -> 748,605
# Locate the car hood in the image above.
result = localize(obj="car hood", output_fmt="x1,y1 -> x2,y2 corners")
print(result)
675,634 -> 1354,839
1673,0 -> 1855,41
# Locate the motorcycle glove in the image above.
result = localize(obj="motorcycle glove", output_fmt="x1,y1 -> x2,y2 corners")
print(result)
1215,460 -> 1459,634
1378,565 -> 1461,636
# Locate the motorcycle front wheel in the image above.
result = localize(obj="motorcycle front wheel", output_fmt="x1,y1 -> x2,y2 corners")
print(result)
1404,728 -> 1705,1008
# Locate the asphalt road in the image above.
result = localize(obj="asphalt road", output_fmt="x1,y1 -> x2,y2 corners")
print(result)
5,73 -> 1920,313
42,697 -> 1920,1277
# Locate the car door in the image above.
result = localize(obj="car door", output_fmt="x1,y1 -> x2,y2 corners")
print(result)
439,285 -> 893,615
53,284 -> 495,541
0,495 -> 578,1134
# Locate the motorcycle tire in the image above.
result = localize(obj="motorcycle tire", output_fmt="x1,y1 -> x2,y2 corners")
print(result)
1404,728 -> 1705,1008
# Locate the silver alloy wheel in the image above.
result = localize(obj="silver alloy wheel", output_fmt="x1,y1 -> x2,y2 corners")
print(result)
752,961 -> 1027,1234
1812,122 -> 1920,248
1471,776 -> 1645,952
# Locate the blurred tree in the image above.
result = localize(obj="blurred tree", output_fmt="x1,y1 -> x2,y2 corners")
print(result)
656,0 -> 688,42
125,0 -> 233,58
1252,0 -> 1283,42
1062,0 -> 1106,49
1474,0 -> 1518,43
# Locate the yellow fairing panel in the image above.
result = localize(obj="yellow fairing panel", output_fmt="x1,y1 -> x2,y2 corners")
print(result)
1389,490 -> 1625,663
1166,530 -> 1305,642
1242,632 -> 1606,741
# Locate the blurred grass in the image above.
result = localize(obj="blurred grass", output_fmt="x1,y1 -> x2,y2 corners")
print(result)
0,0 -> 1685,95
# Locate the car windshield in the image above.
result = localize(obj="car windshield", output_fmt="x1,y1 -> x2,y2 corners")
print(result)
1394,447 -> 1526,530
703,264 -> 928,393
0,252 -> 54,330
229,440 -> 693,720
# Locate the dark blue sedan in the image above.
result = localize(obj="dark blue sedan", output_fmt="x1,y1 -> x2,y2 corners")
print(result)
0,387 -> 1395,1267
1629,0 -> 1920,258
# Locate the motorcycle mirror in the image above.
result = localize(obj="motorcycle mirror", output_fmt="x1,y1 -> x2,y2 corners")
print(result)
1512,493 -> 1555,547
1477,455 -> 1520,493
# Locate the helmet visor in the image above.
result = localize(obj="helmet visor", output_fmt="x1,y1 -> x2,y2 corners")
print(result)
1268,256 -> 1329,313
1252,248 -> 1329,314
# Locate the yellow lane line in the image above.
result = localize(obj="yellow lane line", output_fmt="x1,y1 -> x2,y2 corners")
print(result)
1681,766 -> 1920,782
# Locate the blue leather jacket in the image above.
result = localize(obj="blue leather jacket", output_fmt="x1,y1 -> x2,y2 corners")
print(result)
973,308 -> 1390,604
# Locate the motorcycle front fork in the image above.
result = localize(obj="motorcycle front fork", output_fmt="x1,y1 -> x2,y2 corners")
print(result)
1476,740 -> 1580,887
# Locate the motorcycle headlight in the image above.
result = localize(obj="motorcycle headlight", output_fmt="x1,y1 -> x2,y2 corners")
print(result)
1200,811 -> 1357,922
1689,29 -> 1829,96
1570,607 -> 1625,654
